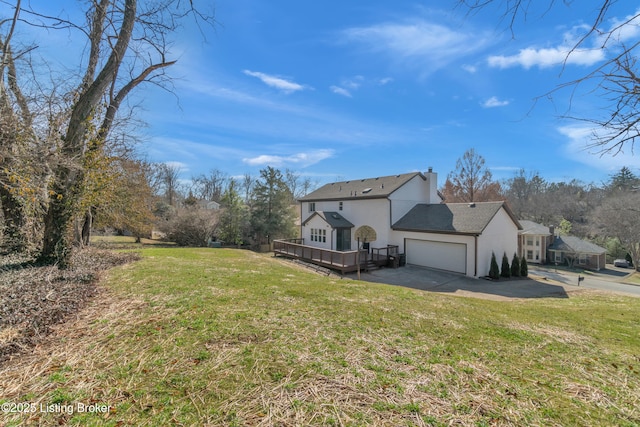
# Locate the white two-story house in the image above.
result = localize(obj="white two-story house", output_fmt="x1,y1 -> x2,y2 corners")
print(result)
298,168 -> 521,278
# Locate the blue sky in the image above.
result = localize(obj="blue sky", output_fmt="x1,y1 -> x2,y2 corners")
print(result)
8,1 -> 640,187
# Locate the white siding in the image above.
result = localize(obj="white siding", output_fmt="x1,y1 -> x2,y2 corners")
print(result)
302,215 -> 332,250
388,175 -> 431,224
477,208 -> 519,277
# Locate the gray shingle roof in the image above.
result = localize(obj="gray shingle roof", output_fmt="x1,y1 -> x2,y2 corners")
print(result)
299,172 -> 424,201
302,211 -> 354,228
392,201 -> 519,234
519,220 -> 552,235
548,235 -> 606,254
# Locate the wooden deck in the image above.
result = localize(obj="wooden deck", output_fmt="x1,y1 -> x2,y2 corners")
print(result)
273,239 -> 398,274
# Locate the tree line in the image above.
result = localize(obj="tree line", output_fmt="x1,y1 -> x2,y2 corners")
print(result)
442,149 -> 640,270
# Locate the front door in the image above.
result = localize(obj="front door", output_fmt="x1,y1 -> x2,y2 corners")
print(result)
336,228 -> 351,251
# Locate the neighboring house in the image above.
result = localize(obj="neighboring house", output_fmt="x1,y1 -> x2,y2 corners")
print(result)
198,200 -> 221,210
518,220 -> 607,270
518,220 -> 553,264
548,235 -> 607,271
298,168 -> 521,278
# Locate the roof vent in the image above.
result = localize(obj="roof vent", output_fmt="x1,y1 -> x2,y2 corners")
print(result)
362,188 -> 372,194
332,213 -> 340,219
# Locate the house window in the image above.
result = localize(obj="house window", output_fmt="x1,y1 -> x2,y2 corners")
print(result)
579,254 -> 587,264
555,252 -> 562,262
339,201 -> 343,211
310,228 -> 326,243
309,202 -> 316,213
527,250 -> 533,260
535,251 -> 539,261
535,238 -> 540,246
526,237 -> 533,246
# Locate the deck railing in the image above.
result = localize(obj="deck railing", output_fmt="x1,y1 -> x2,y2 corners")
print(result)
273,239 -> 399,273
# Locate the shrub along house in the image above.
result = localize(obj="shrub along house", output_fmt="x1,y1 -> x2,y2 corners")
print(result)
286,168 -> 521,278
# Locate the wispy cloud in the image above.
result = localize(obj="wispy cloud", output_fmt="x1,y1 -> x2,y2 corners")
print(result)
243,70 -> 307,93
330,75 -> 393,98
342,18 -> 492,75
482,96 -> 509,108
487,11 -> 640,70
330,85 -> 352,97
558,125 -> 640,171
243,149 -> 335,167
461,64 -> 477,73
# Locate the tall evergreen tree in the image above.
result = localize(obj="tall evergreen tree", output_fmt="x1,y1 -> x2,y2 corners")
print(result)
520,257 -> 529,277
218,180 -> 249,247
489,252 -> 500,280
608,167 -> 639,192
500,252 -> 511,278
250,167 -> 295,245
511,253 -> 521,277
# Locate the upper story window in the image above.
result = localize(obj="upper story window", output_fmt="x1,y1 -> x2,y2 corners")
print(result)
309,202 -> 316,212
339,201 -> 343,211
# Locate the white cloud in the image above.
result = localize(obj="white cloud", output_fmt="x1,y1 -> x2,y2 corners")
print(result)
378,77 -> 394,85
482,96 -> 509,108
488,45 -> 604,69
164,160 -> 189,172
243,149 -> 335,167
486,12 -> 640,70
243,70 -> 306,93
461,64 -> 477,73
330,85 -> 352,97
558,125 -> 640,171
342,19 -> 492,75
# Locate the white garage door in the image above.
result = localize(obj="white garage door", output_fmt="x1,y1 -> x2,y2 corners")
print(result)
405,239 -> 467,274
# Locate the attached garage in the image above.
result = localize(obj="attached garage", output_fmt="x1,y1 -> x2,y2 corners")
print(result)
405,239 -> 467,274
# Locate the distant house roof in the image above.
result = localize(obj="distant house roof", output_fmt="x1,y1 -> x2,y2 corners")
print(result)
392,201 -> 521,235
519,220 -> 551,236
299,172 -> 425,202
302,211 -> 354,228
548,236 -> 606,255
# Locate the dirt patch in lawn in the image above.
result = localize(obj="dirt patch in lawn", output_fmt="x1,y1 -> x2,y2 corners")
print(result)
0,249 -> 139,365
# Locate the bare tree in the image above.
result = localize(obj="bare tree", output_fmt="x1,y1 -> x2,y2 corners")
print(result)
284,168 -> 317,203
591,191 -> 640,271
458,0 -> 640,155
158,163 -> 183,207
192,169 -> 229,202
0,0 -> 214,265
442,148 -> 502,202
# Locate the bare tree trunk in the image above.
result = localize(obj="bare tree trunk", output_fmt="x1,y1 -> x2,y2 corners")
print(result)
0,184 -> 28,253
81,208 -> 92,247
39,0 -> 137,266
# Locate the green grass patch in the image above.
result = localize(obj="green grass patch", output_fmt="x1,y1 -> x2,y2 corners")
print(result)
624,271 -> 640,285
2,247 -> 639,426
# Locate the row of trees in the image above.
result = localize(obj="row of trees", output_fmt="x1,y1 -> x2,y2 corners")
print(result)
489,252 -> 528,280
149,166 -> 312,247
442,148 -> 640,269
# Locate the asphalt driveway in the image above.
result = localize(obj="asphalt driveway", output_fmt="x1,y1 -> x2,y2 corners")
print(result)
356,265 -> 582,300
